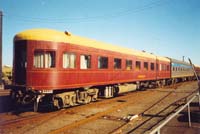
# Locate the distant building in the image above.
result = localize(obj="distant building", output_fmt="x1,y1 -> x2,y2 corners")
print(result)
2,65 -> 12,84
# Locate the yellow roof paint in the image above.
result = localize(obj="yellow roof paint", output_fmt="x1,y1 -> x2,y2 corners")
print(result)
14,28 -> 165,60
14,29 -> 69,43
156,56 -> 170,62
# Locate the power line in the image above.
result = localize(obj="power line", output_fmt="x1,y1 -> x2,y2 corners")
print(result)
5,0 -> 170,24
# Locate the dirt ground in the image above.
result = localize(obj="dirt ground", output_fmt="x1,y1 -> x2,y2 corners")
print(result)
0,81 -> 199,134
161,101 -> 200,134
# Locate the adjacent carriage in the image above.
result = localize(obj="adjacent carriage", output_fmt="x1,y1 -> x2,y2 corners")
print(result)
170,58 -> 194,82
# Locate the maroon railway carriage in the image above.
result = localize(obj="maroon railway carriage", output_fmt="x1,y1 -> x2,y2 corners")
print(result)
11,29 -> 171,111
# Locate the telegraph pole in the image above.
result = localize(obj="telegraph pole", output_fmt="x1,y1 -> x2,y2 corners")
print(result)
0,10 -> 3,88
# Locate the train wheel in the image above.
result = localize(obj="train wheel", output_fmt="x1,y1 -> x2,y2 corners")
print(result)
10,90 -> 17,102
69,96 -> 76,106
10,90 -> 21,103
136,82 -> 141,90
53,98 -> 61,110
34,100 -> 39,112
10,90 -> 21,111
91,95 -> 98,101
84,96 -> 91,104
33,95 -> 42,112
87,96 -> 92,103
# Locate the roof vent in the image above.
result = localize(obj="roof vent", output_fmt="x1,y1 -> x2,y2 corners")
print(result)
65,31 -> 71,36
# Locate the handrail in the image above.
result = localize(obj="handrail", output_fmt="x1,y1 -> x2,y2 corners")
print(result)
149,92 -> 199,134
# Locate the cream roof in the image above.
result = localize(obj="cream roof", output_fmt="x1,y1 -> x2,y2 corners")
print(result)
156,56 -> 170,62
14,28 -> 162,59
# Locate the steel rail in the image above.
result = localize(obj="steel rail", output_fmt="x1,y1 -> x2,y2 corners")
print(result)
127,91 -> 196,134
149,92 -> 199,134
110,88 -> 198,134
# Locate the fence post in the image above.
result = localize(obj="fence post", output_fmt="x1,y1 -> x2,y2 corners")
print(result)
187,103 -> 191,127
157,129 -> 160,134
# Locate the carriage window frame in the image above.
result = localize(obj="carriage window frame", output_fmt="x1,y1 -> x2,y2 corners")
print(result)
150,63 -> 155,71
161,64 -> 165,71
173,66 -> 176,71
156,63 -> 159,71
167,65 -> 170,71
114,58 -> 122,69
98,56 -> 108,69
135,61 -> 141,70
126,59 -> 132,70
80,54 -> 91,69
160,64 -> 162,71
144,62 -> 148,70
62,52 -> 76,69
34,50 -> 56,68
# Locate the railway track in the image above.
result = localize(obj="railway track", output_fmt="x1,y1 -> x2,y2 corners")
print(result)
0,85 -> 162,134
111,89 -> 198,134
0,109 -> 66,128
48,82 -> 198,134
0,81 -> 198,134
0,88 -> 147,133
48,94 -> 139,134
48,92 -> 175,134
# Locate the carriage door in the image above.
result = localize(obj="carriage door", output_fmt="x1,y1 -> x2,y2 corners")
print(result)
14,41 -> 27,85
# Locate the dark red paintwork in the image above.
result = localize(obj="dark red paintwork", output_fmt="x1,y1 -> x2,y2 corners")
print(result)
14,40 -> 171,91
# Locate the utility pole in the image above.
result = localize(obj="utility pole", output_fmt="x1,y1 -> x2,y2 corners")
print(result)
0,10 -> 3,88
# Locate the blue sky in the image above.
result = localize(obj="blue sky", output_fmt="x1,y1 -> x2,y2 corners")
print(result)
0,0 -> 200,66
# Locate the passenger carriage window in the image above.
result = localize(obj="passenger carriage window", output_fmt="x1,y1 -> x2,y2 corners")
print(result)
126,60 -> 132,70
98,56 -> 108,69
135,61 -> 141,70
34,51 -> 55,68
156,64 -> 159,71
167,65 -> 170,71
150,63 -> 155,71
173,67 -> 175,71
162,64 -> 166,71
164,65 -> 167,71
160,64 -> 162,71
63,53 -> 76,69
80,55 -> 91,69
144,62 -> 148,70
114,58 -> 122,69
